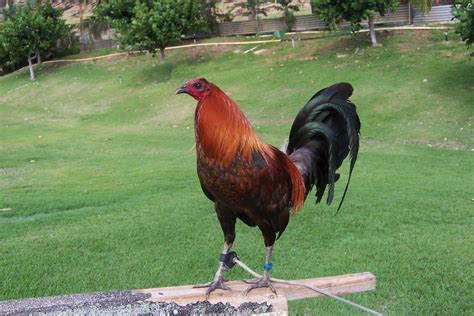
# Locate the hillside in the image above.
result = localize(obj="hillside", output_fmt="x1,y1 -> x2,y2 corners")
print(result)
0,30 -> 473,314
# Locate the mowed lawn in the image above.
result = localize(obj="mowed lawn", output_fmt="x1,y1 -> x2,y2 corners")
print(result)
0,30 -> 473,314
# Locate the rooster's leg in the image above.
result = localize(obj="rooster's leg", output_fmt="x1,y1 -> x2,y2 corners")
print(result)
194,204 -> 236,299
194,242 -> 233,298
243,245 -> 277,295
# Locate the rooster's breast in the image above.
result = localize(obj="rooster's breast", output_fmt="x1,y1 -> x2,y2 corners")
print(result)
197,151 -> 260,208
197,147 -> 293,217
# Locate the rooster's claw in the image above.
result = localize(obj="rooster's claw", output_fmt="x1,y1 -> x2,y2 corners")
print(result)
243,276 -> 277,296
194,278 -> 231,299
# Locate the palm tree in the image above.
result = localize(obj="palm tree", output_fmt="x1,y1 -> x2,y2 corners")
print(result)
78,15 -> 109,50
77,0 -> 89,50
410,0 -> 432,13
277,0 -> 300,31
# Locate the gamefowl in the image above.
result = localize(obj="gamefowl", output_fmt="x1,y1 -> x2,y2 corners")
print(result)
176,78 -> 361,297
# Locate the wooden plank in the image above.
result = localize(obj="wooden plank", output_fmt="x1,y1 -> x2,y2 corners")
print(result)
133,272 -> 376,312
283,272 -> 375,301
0,273 -> 375,314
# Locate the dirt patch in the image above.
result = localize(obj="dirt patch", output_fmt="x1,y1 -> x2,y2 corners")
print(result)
0,168 -> 28,188
312,32 -> 375,55
396,30 -> 432,53
254,48 -> 275,55
185,45 -> 232,62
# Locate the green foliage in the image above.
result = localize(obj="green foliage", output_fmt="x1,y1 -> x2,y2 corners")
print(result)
53,25 -> 81,58
277,0 -> 300,31
311,0 -> 398,31
95,0 -> 203,61
245,0 -> 257,20
410,0 -> 432,13
0,4 -> 19,19
131,0 -> 202,52
453,0 -> 474,53
93,0 -> 136,29
1,6 -> 44,66
0,32 -> 9,73
77,15 -> 110,51
200,0 -> 219,34
247,0 -> 256,11
0,3 -> 70,75
35,3 -> 70,54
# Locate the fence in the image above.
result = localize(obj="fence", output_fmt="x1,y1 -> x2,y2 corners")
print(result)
77,4 -> 455,51
412,5 -> 455,24
217,4 -> 455,37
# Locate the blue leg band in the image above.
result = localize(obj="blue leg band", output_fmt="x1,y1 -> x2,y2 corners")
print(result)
263,262 -> 273,272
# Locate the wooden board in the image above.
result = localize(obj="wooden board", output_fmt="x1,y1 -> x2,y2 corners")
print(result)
133,272 -> 376,313
0,272 -> 376,315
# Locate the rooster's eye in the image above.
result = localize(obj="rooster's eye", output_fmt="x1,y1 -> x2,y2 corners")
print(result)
194,82 -> 202,89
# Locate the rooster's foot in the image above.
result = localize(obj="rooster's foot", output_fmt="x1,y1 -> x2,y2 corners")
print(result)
243,275 -> 277,296
194,277 -> 231,299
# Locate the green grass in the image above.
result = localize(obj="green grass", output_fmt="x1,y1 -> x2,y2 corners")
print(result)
1,30 -> 473,314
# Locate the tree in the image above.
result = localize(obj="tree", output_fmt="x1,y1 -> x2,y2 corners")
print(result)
276,0 -> 300,31
247,0 -> 257,21
200,0 -> 219,35
0,3 -> 68,79
0,27 -> 9,74
452,0 -> 474,54
311,0 -> 398,47
35,3 -> 69,63
0,3 -> 19,19
410,0 -> 432,13
95,0 -> 203,62
77,0 -> 90,51
78,15 -> 110,50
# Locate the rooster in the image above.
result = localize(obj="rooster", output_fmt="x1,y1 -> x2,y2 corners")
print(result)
176,78 -> 360,297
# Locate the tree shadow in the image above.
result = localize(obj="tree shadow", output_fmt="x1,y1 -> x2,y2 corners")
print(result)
312,30 -> 395,56
170,44 -> 234,68
34,61 -> 75,77
429,58 -> 474,99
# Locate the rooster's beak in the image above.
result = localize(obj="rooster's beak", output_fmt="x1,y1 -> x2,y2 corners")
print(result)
175,85 -> 187,95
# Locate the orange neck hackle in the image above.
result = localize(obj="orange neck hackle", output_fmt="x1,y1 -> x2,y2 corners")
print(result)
194,83 -> 273,166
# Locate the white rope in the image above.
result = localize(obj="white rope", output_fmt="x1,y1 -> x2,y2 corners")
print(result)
233,258 -> 383,316
40,39 -> 282,64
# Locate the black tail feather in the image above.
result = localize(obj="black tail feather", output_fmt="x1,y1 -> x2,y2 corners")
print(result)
287,83 -> 361,213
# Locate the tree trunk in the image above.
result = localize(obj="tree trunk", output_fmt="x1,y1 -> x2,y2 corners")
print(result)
27,55 -> 35,80
88,32 -> 95,51
247,0 -> 256,21
368,16 -> 377,47
36,49 -> 41,64
79,1 -> 84,51
255,0 -> 260,34
159,47 -> 166,63
108,24 -> 112,48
